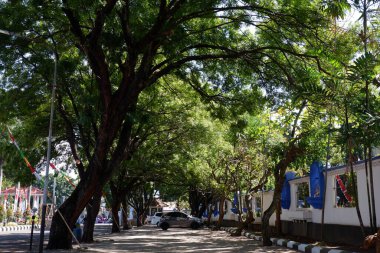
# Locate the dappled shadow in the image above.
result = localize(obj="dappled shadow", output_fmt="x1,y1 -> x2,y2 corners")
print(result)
74,226 -> 299,253
0,231 -> 41,253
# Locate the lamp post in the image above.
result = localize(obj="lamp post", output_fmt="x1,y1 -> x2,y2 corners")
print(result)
38,54 -> 57,253
29,208 -> 37,251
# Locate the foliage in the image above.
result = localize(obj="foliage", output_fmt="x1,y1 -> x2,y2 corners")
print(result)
33,173 -> 75,207
15,208 -> 22,220
23,208 -> 31,221
0,0 -> 378,248
0,204 -> 5,222
6,208 -> 13,221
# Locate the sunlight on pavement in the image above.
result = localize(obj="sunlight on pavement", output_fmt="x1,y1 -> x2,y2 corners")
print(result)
50,226 -> 301,253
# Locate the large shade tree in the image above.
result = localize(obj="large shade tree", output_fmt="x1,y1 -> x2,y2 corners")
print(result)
0,0 -> 335,249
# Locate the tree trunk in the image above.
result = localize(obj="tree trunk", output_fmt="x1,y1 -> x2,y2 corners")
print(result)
111,204 -> 121,233
136,209 -> 143,227
235,195 -> 255,235
368,147 -> 377,233
47,101 -> 138,248
262,184 -> 281,246
275,199 -> 282,235
216,197 -> 225,228
349,156 -> 366,238
47,169 -> 106,249
110,185 -> 122,233
206,204 -> 213,226
189,187 -> 202,217
82,189 -> 102,243
121,198 -> 130,230
364,149 -> 374,233
261,143 -> 304,246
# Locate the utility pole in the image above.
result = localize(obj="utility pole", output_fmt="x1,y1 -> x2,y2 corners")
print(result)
39,55 -> 57,253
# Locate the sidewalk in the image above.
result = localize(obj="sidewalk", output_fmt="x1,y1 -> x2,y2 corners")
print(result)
221,227 -> 361,253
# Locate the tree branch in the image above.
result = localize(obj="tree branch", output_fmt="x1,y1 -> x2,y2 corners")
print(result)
149,45 -> 326,87
87,0 -> 118,43
56,94 -> 86,179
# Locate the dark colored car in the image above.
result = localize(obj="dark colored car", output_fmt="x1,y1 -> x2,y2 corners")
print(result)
159,211 -> 202,230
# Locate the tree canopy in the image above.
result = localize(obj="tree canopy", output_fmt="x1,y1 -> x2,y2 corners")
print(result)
0,0 -> 379,249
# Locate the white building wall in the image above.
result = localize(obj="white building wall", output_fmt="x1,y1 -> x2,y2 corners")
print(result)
374,162 -> 380,227
210,157 -> 380,228
281,177 -> 313,222
251,191 -> 276,226
322,159 -> 380,226
282,158 -> 380,227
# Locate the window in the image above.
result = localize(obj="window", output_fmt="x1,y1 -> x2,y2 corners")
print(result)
335,173 -> 357,208
166,212 -> 175,217
296,182 -> 310,208
255,196 -> 262,217
179,212 -> 188,218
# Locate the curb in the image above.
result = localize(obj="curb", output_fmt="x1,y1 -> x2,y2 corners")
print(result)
220,227 -> 358,253
0,224 -> 40,233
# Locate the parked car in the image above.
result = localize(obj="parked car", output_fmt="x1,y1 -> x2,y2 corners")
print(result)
150,212 -> 164,226
159,211 -> 202,230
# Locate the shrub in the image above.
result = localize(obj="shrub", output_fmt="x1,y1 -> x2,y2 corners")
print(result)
0,205 -> 5,222
24,208 -> 32,223
15,208 -> 22,219
6,208 -> 14,221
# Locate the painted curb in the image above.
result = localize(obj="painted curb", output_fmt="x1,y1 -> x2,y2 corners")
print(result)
220,227 -> 359,253
0,225 -> 40,233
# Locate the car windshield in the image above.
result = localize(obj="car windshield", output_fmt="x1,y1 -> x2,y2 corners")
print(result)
156,213 -> 162,217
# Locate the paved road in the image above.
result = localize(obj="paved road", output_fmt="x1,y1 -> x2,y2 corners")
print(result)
0,229 -> 40,253
46,225 -> 299,253
0,224 -> 112,253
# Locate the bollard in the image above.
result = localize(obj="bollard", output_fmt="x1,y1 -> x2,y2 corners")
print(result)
29,215 -> 35,251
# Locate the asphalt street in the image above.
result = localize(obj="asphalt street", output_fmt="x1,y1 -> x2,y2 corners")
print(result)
0,224 -> 112,253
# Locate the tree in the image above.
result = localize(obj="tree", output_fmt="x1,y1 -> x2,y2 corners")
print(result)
260,101 -> 307,245
0,1 -> 335,249
349,0 -> 380,233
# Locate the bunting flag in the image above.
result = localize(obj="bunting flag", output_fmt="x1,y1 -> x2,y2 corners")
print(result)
3,127 -> 77,189
6,127 -> 41,180
335,175 -> 352,202
49,162 -> 76,188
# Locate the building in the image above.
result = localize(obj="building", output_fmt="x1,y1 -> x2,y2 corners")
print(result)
211,157 -> 380,246
1,186 -> 44,213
